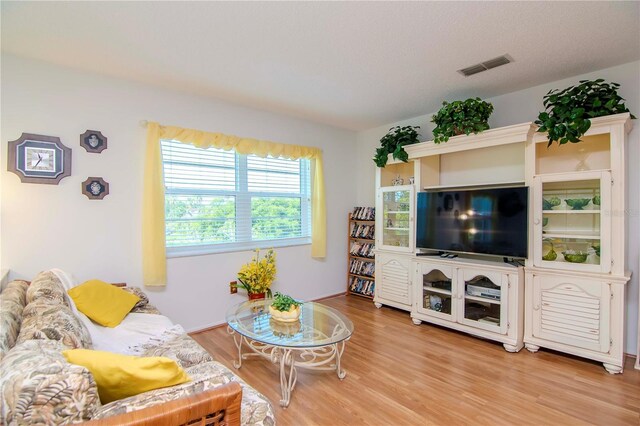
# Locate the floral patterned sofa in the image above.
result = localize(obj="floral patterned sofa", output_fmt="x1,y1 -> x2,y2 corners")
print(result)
0,271 -> 275,425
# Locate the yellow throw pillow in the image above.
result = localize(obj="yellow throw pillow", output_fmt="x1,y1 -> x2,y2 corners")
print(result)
63,349 -> 190,403
68,279 -> 140,327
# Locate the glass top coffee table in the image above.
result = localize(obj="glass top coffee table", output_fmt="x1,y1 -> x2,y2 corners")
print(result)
226,299 -> 354,407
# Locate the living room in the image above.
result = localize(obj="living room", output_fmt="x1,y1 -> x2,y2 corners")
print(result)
1,2 -> 639,425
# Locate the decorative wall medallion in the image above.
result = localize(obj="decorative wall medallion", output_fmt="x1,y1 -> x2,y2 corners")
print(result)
80,130 -> 108,153
82,177 -> 110,200
7,133 -> 72,184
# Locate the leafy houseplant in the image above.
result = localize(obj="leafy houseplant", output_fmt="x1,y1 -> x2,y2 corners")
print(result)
535,79 -> 635,147
373,126 -> 421,167
234,248 -> 276,298
431,98 -> 494,144
269,292 -> 302,322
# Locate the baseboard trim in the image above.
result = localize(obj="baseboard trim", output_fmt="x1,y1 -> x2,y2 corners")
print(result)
188,292 -> 347,335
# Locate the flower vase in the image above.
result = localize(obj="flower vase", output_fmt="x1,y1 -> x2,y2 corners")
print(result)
248,292 -> 266,300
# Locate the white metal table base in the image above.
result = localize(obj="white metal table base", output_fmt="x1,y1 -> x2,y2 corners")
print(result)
227,326 -> 348,407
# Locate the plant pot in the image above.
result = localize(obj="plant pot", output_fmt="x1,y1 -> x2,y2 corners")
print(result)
268,305 -> 301,322
248,292 -> 266,300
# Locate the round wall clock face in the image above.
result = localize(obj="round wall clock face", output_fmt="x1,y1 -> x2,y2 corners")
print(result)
7,133 -> 72,184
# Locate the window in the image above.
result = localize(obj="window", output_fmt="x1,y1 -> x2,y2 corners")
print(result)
161,139 -> 311,256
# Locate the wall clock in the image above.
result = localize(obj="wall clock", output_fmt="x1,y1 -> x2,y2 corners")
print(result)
7,133 -> 72,184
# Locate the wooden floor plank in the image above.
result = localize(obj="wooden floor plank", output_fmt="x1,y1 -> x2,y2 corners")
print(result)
191,295 -> 640,426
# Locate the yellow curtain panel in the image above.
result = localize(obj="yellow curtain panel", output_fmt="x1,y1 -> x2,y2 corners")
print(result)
142,122 -> 326,286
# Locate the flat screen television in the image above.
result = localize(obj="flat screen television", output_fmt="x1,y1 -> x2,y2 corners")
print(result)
416,186 -> 528,259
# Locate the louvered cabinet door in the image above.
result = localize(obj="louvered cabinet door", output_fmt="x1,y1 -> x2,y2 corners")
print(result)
375,254 -> 412,306
531,274 -> 610,353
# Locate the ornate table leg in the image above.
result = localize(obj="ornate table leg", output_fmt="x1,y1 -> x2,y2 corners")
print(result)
335,340 -> 347,379
227,326 -> 244,369
279,348 -> 297,407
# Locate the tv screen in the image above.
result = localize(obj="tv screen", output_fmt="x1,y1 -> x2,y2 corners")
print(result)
416,187 -> 528,259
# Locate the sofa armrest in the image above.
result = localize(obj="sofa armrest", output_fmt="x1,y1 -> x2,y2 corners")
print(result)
83,382 -> 242,426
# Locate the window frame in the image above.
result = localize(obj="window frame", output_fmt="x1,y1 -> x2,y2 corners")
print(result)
161,140 -> 312,258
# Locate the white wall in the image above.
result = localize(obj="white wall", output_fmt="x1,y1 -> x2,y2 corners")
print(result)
356,60 -> 640,354
1,54 -> 357,331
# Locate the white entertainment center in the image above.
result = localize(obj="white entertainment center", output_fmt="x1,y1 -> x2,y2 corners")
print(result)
373,113 -> 633,373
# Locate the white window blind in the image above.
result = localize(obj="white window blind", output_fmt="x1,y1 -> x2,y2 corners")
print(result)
161,139 -> 311,256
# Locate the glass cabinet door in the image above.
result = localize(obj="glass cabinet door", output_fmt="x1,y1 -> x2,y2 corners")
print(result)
416,263 -> 455,321
377,185 -> 414,252
458,270 -> 507,334
533,171 -> 611,273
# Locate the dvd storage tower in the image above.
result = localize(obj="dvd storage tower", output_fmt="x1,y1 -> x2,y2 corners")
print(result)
524,113 -> 633,373
347,207 -> 376,298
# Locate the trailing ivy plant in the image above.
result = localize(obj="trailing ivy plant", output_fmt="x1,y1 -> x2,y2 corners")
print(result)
271,292 -> 302,312
373,125 -> 421,167
431,98 -> 494,144
536,79 -> 635,147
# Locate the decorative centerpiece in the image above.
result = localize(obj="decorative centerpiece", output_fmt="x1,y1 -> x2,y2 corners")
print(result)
269,292 -> 302,322
542,239 -> 557,261
431,98 -> 494,144
565,198 -> 591,210
535,79 -> 635,147
233,248 -> 276,299
373,125 -> 421,167
562,250 -> 588,263
542,196 -> 561,210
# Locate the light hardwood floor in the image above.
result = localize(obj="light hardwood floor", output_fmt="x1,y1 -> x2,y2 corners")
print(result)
191,295 -> 640,425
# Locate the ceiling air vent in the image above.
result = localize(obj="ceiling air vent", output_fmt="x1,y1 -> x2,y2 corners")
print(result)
458,54 -> 513,77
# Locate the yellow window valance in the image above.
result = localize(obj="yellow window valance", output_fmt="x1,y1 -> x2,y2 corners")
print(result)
142,122 -> 326,287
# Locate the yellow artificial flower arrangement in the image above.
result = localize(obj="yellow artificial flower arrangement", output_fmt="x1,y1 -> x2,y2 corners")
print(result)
235,248 -> 276,296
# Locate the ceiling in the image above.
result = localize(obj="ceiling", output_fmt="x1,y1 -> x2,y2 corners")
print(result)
2,1 -> 639,131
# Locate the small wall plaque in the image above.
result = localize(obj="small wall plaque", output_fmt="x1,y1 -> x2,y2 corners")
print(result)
82,177 -> 109,200
80,130 -> 108,153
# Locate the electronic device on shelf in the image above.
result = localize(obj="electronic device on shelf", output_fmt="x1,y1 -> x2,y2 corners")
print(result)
466,284 -> 501,300
416,186 -> 529,259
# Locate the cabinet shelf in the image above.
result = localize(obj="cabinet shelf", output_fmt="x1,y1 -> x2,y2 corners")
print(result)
349,237 -> 374,242
543,232 -> 600,240
350,256 -> 375,262
423,286 -> 451,296
465,294 -> 502,305
543,210 -> 600,214
351,219 -> 375,223
349,272 -> 375,280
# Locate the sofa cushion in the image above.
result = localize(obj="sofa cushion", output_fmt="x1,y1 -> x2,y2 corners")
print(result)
92,361 -> 275,426
17,301 -> 92,349
63,349 -> 190,403
139,331 -> 214,368
68,280 -> 140,327
121,286 -> 149,309
0,340 -> 101,425
0,280 -> 29,360
26,271 -> 68,306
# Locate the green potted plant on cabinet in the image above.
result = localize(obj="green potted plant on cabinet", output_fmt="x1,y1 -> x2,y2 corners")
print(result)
373,125 -> 421,167
431,98 -> 494,144
535,79 -> 635,146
